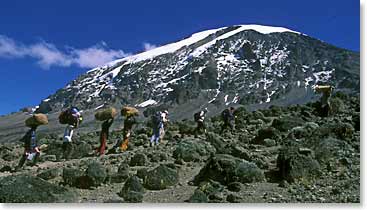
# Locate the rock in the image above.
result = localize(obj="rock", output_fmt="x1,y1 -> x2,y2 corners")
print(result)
136,167 -> 149,179
230,145 -> 251,161
118,176 -> 145,203
248,119 -> 264,125
37,168 -> 61,180
129,153 -> 148,166
316,122 -> 355,140
264,139 -> 276,147
194,154 -> 264,185
198,180 -> 224,196
174,158 -> 185,165
252,127 -> 281,144
173,139 -> 216,162
105,165 -> 129,184
278,180 -> 290,188
289,127 -> 309,139
45,142 -> 64,160
298,148 -> 312,155
277,142 -> 321,182
0,165 -> 12,172
227,182 -> 242,192
135,134 -> 149,146
0,175 -> 77,202
72,141 -> 93,159
62,168 -> 84,187
304,122 -> 319,130
272,116 -> 305,132
159,152 -> 168,161
205,132 -> 230,154
313,137 -> 353,166
41,154 -> 57,162
1,151 -> 17,162
188,189 -> 208,203
143,164 -> 179,190
226,194 -> 241,203
84,161 -> 107,187
208,192 -> 225,202
108,163 -> 130,183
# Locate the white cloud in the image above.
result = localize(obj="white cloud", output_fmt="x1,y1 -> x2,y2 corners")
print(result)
0,35 -> 26,57
71,45 -> 129,68
0,35 -> 129,69
143,42 -> 157,51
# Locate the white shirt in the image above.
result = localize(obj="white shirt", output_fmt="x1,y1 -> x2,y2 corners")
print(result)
161,112 -> 168,123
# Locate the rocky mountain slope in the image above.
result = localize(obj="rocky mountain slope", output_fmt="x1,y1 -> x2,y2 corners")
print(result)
0,24 -> 360,143
37,24 -> 359,116
0,93 -> 360,203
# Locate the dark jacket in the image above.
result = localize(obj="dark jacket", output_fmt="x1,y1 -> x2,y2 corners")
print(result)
124,116 -> 137,130
101,119 -> 114,139
21,128 -> 37,151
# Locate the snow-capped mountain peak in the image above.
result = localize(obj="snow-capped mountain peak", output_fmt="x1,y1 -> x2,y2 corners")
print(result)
38,24 -> 358,117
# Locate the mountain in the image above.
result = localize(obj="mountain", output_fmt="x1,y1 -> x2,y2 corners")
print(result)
36,24 -> 359,118
0,24 -> 360,143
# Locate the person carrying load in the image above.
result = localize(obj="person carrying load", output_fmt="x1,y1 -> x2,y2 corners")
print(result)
150,110 -> 168,146
110,106 -> 138,153
314,85 -> 333,117
220,107 -> 235,133
16,113 -> 48,170
95,107 -> 116,156
59,107 -> 83,160
194,108 -> 208,138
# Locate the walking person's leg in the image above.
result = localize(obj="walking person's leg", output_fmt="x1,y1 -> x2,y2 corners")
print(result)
32,147 -> 40,166
98,132 -> 107,155
120,129 -> 130,151
16,152 -> 27,170
63,142 -> 73,160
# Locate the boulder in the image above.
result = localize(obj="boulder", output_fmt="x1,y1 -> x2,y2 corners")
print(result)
313,137 -> 353,167
0,165 -> 12,173
226,194 -> 241,203
227,182 -> 242,192
193,154 -> 264,185
84,161 -> 107,187
189,180 -> 224,203
0,175 -> 77,202
143,164 -> 179,190
41,155 -> 57,162
129,153 -> 148,166
37,168 -> 61,180
188,189 -> 208,203
205,132 -> 230,154
252,127 -> 281,144
277,142 -> 321,182
263,139 -> 276,147
173,139 -> 216,162
71,141 -> 93,159
229,145 -> 251,161
136,167 -> 149,180
62,168 -> 84,187
118,176 -> 145,203
272,116 -> 305,132
108,163 -> 129,183
197,180 -> 224,197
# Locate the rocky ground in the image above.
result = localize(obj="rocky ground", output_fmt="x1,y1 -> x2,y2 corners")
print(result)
0,92 -> 360,203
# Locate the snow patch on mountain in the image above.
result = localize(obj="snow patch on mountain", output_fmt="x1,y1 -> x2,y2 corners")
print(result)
136,99 -> 158,107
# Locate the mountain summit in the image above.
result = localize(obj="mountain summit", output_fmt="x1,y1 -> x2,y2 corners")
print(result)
37,24 -> 359,117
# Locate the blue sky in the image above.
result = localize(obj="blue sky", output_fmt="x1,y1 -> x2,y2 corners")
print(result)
0,0 -> 360,115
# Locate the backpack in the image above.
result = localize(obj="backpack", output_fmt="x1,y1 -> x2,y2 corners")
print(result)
194,112 -> 201,122
151,111 -> 162,126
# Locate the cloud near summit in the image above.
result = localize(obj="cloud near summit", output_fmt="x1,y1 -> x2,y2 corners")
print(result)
0,35 -> 130,69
